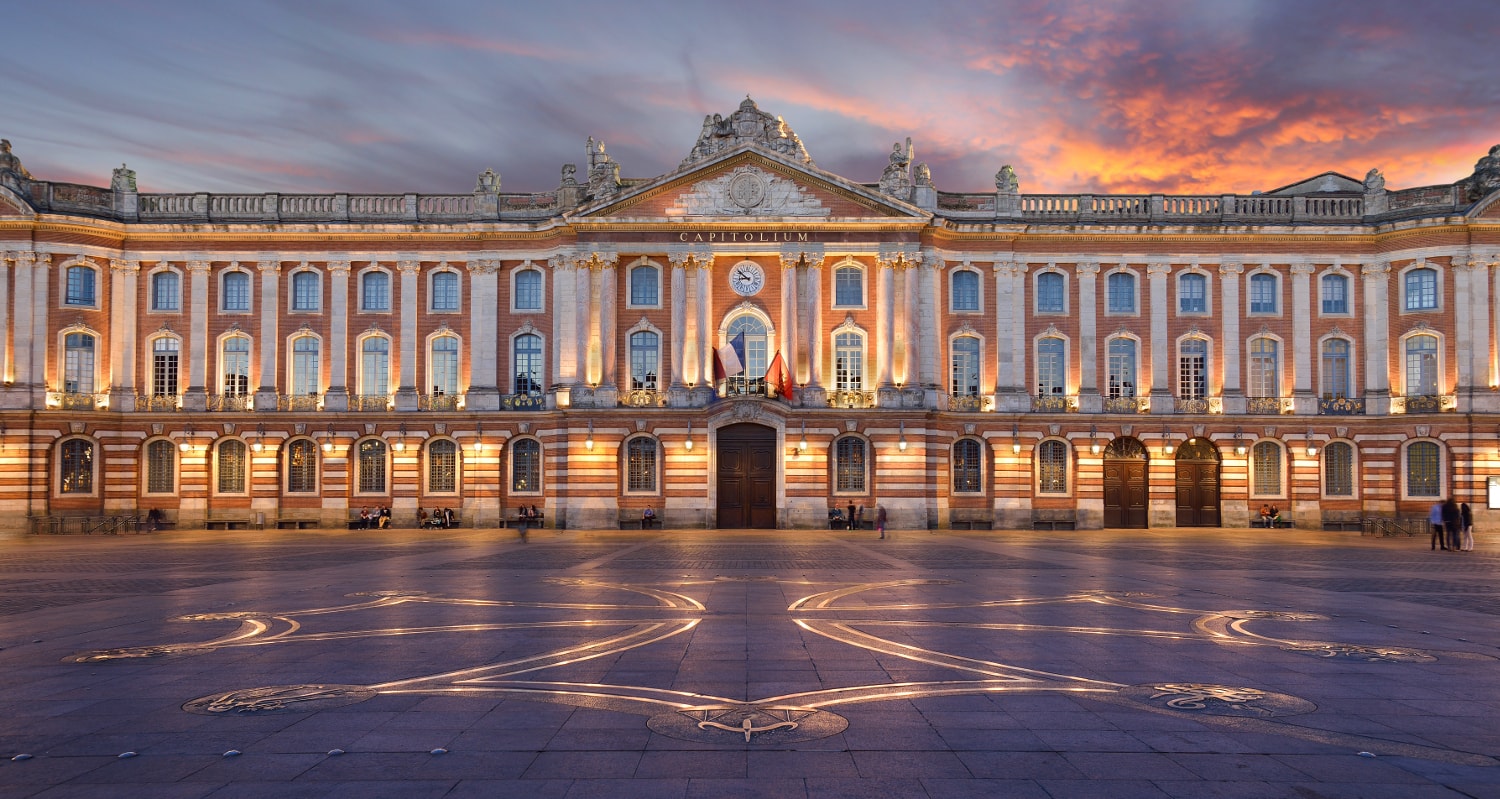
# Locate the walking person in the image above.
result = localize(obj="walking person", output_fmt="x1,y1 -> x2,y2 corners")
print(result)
1441,497 -> 1462,552
1430,501 -> 1447,550
876,504 -> 887,539
1460,502 -> 1475,551
517,505 -> 531,542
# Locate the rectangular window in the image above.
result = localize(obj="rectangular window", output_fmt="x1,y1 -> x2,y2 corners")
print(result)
1179,275 -> 1206,313
153,344 -> 179,397
1107,273 -> 1135,313
1252,442 -> 1282,496
428,441 -> 457,493
1324,443 -> 1353,497
1038,441 -> 1068,494
835,437 -> 866,493
432,272 -> 460,311
834,268 -> 862,307
626,439 -> 657,492
223,272 -> 251,311
1322,276 -> 1348,314
146,441 -> 175,494
1250,275 -> 1278,313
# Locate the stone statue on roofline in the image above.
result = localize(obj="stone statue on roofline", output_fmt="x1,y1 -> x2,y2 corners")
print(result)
995,165 -> 1020,193
879,137 -> 914,198
0,139 -> 31,180
111,164 -> 137,192
1461,144 -> 1500,202
680,96 -> 814,168
473,168 -> 500,195
585,137 -> 620,201
1363,168 -> 1385,193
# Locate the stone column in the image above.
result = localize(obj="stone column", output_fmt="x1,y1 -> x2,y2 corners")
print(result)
802,254 -> 825,407
0,254 -> 10,392
1076,262 -> 1100,412
993,261 -> 1013,395
668,253 -> 689,405
596,258 -> 619,406
1362,260 -> 1392,416
1147,261 -> 1172,413
180,260 -> 211,411
254,259 -> 281,410
551,254 -> 577,389
1454,258 -> 1474,404
466,259 -> 500,410
1477,258 -> 1498,410
394,259 -> 420,411
876,256 -> 898,404
324,260 -> 351,411
918,253 -> 942,391
1219,262 -> 1244,413
9,252 -> 33,401
901,257 -> 917,389
1290,261 -> 1315,413
31,255 -> 50,401
575,256 -> 593,392
108,259 -> 140,410
779,251 -> 799,400
695,256 -> 714,404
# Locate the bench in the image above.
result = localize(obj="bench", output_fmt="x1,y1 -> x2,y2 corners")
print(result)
829,506 -> 870,530
1254,517 -> 1293,528
276,517 -> 320,529
618,510 -> 659,530
1032,510 -> 1077,531
1321,512 -> 1362,532
205,513 -> 258,530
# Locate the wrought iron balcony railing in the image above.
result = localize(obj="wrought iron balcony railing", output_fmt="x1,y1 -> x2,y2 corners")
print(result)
206,394 -> 251,412
418,393 -> 461,411
1318,396 -> 1366,415
623,390 -> 667,407
1246,396 -> 1291,414
135,393 -> 182,412
827,389 -> 875,408
1102,395 -> 1147,414
947,393 -> 989,412
1394,394 -> 1455,414
1174,397 -> 1209,414
277,393 -> 321,412
499,392 -> 546,411
1031,394 -> 1077,412
350,394 -> 392,412
50,391 -> 105,410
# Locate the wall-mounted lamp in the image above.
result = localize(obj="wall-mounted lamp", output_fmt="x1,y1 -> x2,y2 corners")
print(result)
585,420 -> 594,451
799,421 -> 808,452
684,421 -> 694,451
251,423 -> 265,452
1234,427 -> 1247,456
394,422 -> 407,452
322,424 -> 334,453
1089,425 -> 1101,455
1011,423 -> 1021,454
1305,428 -> 1317,457
181,424 -> 194,453
898,421 -> 907,452
1162,426 -> 1174,455
474,422 -> 484,453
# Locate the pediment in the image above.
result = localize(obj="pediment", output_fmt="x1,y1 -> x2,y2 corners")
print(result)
572,148 -> 927,220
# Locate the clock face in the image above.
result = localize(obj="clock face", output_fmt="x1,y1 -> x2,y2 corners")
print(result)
729,262 -> 765,296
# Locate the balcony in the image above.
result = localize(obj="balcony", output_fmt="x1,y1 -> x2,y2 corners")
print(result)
947,393 -> 991,412
1102,395 -> 1147,414
1318,396 -> 1366,415
50,391 -> 104,410
1394,394 -> 1456,414
277,393 -> 321,412
725,378 -> 769,399
206,394 -> 251,412
1246,396 -> 1292,415
623,389 -> 667,408
499,392 -> 546,411
827,389 -> 875,409
1174,398 -> 1209,414
135,393 -> 182,412
1031,394 -> 1077,413
350,394 -> 392,412
418,393 -> 461,411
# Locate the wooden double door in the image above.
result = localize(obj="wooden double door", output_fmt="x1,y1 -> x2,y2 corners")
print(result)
716,423 -> 778,528
1174,438 -> 1221,527
1103,437 -> 1149,528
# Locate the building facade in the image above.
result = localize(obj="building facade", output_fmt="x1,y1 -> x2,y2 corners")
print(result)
1,101 -> 1499,534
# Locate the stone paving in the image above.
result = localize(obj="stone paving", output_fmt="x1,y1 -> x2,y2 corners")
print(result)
0,525 -> 1498,798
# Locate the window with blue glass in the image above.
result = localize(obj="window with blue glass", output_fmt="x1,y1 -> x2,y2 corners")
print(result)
1178,273 -> 1206,313
1404,268 -> 1437,311
1249,273 -> 1278,313
951,270 -> 979,311
1321,273 -> 1348,314
1106,272 -> 1135,313
1036,272 -> 1065,313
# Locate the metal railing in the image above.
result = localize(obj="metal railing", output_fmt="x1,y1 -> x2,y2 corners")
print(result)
277,393 -> 321,412
1102,395 -> 1147,414
827,389 -> 875,408
1174,398 -> 1209,414
947,393 -> 988,412
1395,394 -> 1455,414
418,394 -> 461,411
1246,396 -> 1290,414
51,391 -> 104,410
1031,394 -> 1075,413
134,393 -> 181,412
207,394 -> 251,412
1318,396 -> 1366,415
499,392 -> 546,411
350,394 -> 392,412
623,390 -> 666,407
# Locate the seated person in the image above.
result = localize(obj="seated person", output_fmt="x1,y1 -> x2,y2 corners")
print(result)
828,507 -> 846,528
418,508 -> 430,527
642,507 -> 657,528
1269,505 -> 1282,527
1258,503 -> 1273,528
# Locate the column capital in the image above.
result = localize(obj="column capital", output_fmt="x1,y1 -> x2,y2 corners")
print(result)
257,259 -> 281,273
690,251 -> 714,270
778,252 -> 801,270
576,252 -> 619,271
186,260 -> 212,274
397,259 -> 421,275
468,258 -> 500,274
32,252 -> 51,269
1361,260 -> 1392,279
667,251 -> 691,269
1289,261 -> 1316,276
1146,261 -> 1172,276
921,251 -> 945,270
548,253 -> 571,271
1218,260 -> 1244,276
993,260 -> 1024,277
327,259 -> 352,275
109,258 -> 140,274
1075,261 -> 1100,277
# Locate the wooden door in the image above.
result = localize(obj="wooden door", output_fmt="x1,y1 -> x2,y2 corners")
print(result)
1175,460 -> 1221,527
1103,460 -> 1148,528
716,423 -> 778,528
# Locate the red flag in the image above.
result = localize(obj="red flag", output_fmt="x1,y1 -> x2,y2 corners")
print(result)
764,352 -> 793,400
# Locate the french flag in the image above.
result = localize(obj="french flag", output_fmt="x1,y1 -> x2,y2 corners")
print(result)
715,331 -> 746,379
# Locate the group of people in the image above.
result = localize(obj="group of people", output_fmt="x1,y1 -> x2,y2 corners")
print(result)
828,503 -> 888,538
418,508 -> 458,529
1430,498 -> 1476,551
515,504 -> 542,540
1256,504 -> 1283,528
356,506 -> 392,529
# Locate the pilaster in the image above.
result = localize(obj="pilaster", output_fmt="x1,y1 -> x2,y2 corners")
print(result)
394,259 -> 420,411
778,250 -> 800,404
1147,260 -> 1172,413
668,252 -> 689,403
1361,260 -> 1392,415
253,259 -> 281,410
596,256 -> 619,407
918,252 -> 943,392
7,252 -> 33,407
108,259 -> 140,411
801,253 -> 825,407
1290,261 -> 1315,414
1219,261 -> 1244,414
181,259 -> 211,411
1075,262 -> 1100,412
30,253 -> 50,402
0,254 -> 10,394
466,259 -> 500,410
324,260 -> 352,412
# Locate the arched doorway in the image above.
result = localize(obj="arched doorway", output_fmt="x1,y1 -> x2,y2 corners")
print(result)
1174,438 -> 1221,527
1103,437 -> 1149,528
716,423 -> 777,528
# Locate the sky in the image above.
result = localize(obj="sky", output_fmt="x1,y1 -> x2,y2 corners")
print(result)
3,0 -> 1498,197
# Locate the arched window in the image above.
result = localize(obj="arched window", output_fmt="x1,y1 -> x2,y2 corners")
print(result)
1248,337 -> 1279,398
727,315 -> 769,396
629,265 -> 659,307
953,439 -> 982,493
513,333 -> 543,394
291,336 -> 320,396
1036,272 -> 1065,313
59,438 -> 94,494
514,269 -> 542,311
361,271 -> 390,312
63,332 -> 96,393
217,439 -> 247,494
1106,338 -> 1137,398
431,271 -> 460,311
291,271 -> 320,311
1404,267 -> 1437,311
1036,337 -> 1066,396
430,336 -> 459,396
152,338 -> 180,397
951,271 -> 979,311
428,439 -> 458,493
222,335 -> 251,397
1405,441 -> 1441,497
360,337 -> 390,398
629,331 -> 659,391
358,439 -> 387,494
1321,273 -> 1349,314
1251,440 -> 1283,496
833,330 -> 863,393
1323,441 -> 1354,497
834,436 -> 867,493
1179,338 -> 1207,400
1178,273 -> 1207,314
151,270 -> 180,311
625,437 -> 658,493
222,271 -> 251,312
145,439 -> 176,494
1321,339 -> 1351,400
951,336 -> 980,396
1038,440 -> 1069,494
511,439 -> 541,492
65,264 -> 97,306
1249,273 -> 1278,313
1404,334 -> 1438,396
285,439 -> 318,493
1106,271 -> 1135,313
834,264 -> 863,307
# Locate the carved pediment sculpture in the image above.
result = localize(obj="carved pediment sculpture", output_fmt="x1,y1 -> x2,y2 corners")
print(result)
681,97 -> 813,168
667,166 -> 830,217
1462,144 -> 1500,202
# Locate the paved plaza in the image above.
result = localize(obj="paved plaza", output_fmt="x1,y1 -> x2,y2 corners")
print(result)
0,526 -> 1498,798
